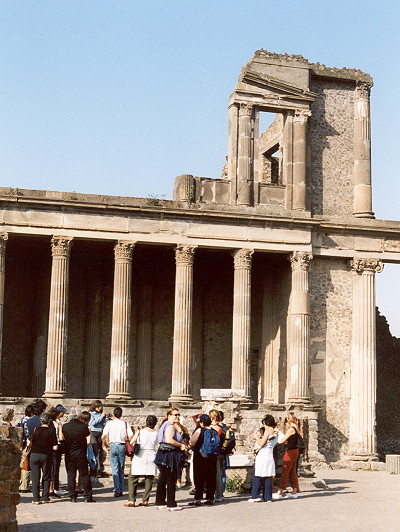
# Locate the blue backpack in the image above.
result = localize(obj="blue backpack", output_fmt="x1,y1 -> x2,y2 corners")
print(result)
200,428 -> 221,457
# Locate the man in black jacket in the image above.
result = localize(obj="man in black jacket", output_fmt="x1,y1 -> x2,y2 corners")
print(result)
61,410 -> 95,503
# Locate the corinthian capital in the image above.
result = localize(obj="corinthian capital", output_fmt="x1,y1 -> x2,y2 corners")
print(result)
350,258 -> 384,274
175,245 -> 196,265
0,233 -> 8,254
51,236 -> 73,257
294,109 -> 311,123
114,241 -> 135,261
233,248 -> 254,269
239,103 -> 253,117
290,251 -> 313,271
355,81 -> 371,100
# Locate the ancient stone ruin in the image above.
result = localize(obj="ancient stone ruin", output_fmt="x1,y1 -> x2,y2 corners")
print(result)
0,50 -> 399,469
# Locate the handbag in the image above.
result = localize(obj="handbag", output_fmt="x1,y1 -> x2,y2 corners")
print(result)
159,442 -> 175,452
125,422 -> 137,457
20,443 -> 32,471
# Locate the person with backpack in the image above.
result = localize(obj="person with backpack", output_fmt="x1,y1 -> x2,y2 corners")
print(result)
272,413 -> 302,500
188,414 -> 220,506
209,409 -> 225,502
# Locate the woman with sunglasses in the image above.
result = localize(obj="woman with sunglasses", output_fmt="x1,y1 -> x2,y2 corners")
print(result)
154,409 -> 188,511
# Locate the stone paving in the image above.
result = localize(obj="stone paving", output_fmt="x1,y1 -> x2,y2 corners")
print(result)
17,469 -> 400,532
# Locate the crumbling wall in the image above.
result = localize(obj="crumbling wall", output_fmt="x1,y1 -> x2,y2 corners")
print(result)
0,426 -> 22,532
376,309 -> 400,457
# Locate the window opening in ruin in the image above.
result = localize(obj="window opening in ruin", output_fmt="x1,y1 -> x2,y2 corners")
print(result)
258,111 -> 283,185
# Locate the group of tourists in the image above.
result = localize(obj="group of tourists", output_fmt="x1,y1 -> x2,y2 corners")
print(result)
6,400 -> 302,510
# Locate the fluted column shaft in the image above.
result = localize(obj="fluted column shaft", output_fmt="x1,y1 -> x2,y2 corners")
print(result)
237,104 -> 253,206
349,258 -> 383,458
0,234 -> 7,396
136,284 -> 153,399
231,248 -> 253,399
169,245 -> 196,402
228,103 -> 239,206
353,82 -> 374,218
107,241 -> 135,400
292,110 -> 310,211
43,237 -> 73,398
288,251 -> 312,402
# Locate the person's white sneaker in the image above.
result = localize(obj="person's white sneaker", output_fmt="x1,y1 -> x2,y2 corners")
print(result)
157,505 -> 168,510
287,493 -> 298,499
168,506 -> 182,511
248,498 -> 262,503
272,493 -> 282,500
215,497 -> 224,502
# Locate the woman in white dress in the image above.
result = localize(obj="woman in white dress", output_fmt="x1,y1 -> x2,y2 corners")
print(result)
124,415 -> 158,507
248,415 -> 279,503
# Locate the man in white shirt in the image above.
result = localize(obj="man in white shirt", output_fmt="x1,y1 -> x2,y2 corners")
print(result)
102,407 -> 133,497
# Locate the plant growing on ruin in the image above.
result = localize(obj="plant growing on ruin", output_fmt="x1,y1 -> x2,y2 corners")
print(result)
226,474 -> 245,493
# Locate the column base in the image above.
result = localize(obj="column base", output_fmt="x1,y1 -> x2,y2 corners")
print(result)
106,392 -> 131,402
42,390 -> 66,399
347,452 -> 379,462
353,211 -> 375,219
287,397 -> 311,405
168,394 -> 193,403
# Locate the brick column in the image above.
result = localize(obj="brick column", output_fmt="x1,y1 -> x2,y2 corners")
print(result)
288,251 -> 312,403
0,234 -> 7,396
348,258 -> 383,459
169,245 -> 196,403
353,82 -> 374,218
231,248 -> 254,399
107,241 -> 135,401
43,236 -> 73,398
0,426 -> 22,531
84,290 -> 102,398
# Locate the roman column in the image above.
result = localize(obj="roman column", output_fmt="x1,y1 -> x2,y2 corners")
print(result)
231,248 -> 254,399
107,241 -> 135,401
349,258 -> 383,459
237,103 -> 253,206
228,103 -> 239,205
169,244 -> 196,403
0,234 -> 7,396
287,251 -> 312,403
43,236 -> 73,398
136,284 -> 153,399
292,109 -> 310,211
353,82 -> 374,218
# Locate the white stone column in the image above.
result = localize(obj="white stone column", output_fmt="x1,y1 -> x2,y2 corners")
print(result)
43,236 -> 73,398
169,245 -> 196,403
107,241 -> 135,401
231,248 -> 254,399
292,110 -> 310,211
0,234 -> 7,396
353,82 -> 374,218
237,104 -> 253,206
349,258 -> 383,459
288,251 -> 312,403
136,284 -> 153,399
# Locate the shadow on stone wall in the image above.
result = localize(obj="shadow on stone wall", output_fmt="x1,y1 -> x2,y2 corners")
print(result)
376,309 -> 400,457
318,410 -> 348,463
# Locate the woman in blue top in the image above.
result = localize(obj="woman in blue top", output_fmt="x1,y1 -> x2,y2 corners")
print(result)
89,400 -> 108,478
155,408 -> 188,511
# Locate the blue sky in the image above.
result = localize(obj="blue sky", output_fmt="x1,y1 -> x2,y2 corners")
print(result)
0,1 -> 399,334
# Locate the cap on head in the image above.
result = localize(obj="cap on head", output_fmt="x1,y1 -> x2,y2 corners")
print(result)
199,414 -> 211,426
56,404 -> 68,413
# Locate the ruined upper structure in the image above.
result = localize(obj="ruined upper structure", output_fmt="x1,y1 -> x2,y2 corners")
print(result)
174,50 -> 374,218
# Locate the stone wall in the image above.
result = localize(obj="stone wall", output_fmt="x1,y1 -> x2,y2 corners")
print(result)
309,257 -> 353,461
376,310 -> 400,457
309,77 -> 355,217
0,426 -> 22,532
